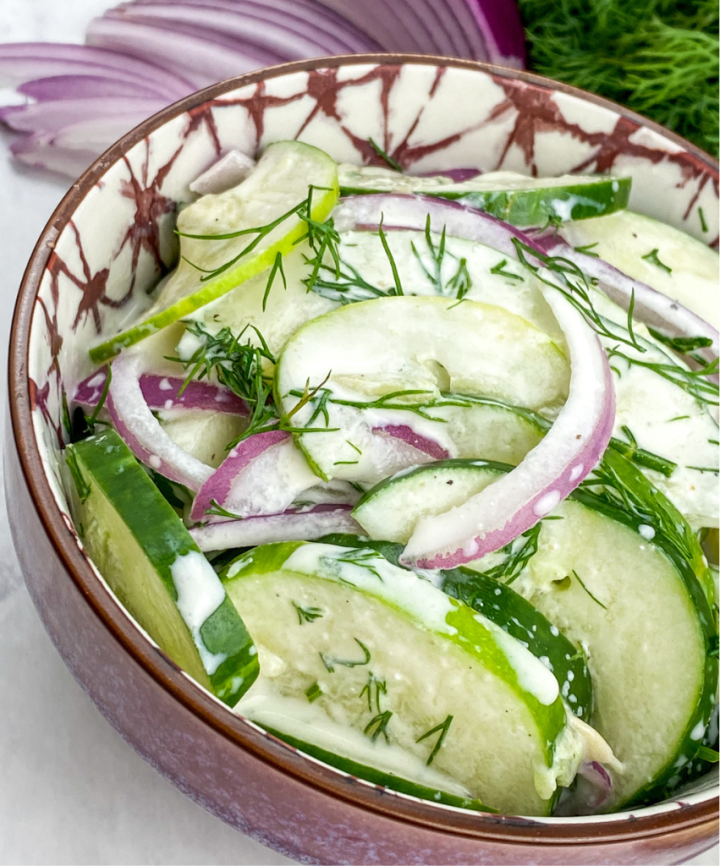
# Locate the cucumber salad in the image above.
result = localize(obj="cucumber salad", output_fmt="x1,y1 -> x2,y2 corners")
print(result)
64,141 -> 719,818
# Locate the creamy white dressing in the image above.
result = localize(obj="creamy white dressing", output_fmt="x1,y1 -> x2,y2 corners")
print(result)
170,550 -> 228,675
284,543 -> 458,635
236,675 -> 472,797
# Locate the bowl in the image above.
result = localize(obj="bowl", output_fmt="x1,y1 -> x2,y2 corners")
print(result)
6,54 -> 719,865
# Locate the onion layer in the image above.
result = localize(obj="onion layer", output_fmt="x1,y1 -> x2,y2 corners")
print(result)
190,505 -> 362,551
401,290 -> 615,568
107,351 -> 214,490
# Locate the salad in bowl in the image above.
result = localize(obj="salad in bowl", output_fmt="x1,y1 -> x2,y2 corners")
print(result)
61,138 -> 718,819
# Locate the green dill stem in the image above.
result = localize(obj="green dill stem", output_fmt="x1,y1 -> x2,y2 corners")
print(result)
205,499 -> 244,520
490,258 -> 523,281
320,638 -> 371,672
416,715 -> 453,765
378,218 -> 404,295
293,602 -> 324,624
698,207 -> 708,233
571,570 -> 608,610
368,138 -> 402,171
364,710 -> 393,743
641,248 -> 672,273
305,682 -> 323,703
87,365 -> 112,429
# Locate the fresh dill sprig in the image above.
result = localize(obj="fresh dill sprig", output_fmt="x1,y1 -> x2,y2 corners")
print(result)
416,715 -> 453,765
205,499 -> 243,519
571,570 -> 608,610
610,425 -> 677,477
606,346 -> 719,406
641,248 -> 672,273
305,682 -> 323,703
293,602 -> 324,625
378,219 -> 403,295
86,366 -> 112,432
360,672 -> 388,714
364,710 -> 393,743
480,523 -> 543,585
646,329 -> 714,355
573,242 -> 600,257
335,548 -> 386,581
368,138 -> 402,171
320,638 -> 371,673
490,258 -> 524,281
262,252 -> 286,311
518,0 -> 719,157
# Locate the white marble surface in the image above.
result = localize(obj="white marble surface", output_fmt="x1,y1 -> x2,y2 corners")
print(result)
0,2 -> 717,864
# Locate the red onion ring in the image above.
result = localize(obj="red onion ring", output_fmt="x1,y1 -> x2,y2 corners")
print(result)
107,352 -> 214,491
533,232 -> 719,376
75,369 -> 248,416
190,505 -> 362,551
372,425 -> 450,461
401,290 -> 615,568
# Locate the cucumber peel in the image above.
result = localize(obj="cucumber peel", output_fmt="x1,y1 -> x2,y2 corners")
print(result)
221,541 -> 578,815
67,428 -> 259,705
90,141 -> 339,362
338,165 -> 631,226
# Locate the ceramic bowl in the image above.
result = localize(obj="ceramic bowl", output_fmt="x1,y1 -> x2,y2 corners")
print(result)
7,54 -> 719,865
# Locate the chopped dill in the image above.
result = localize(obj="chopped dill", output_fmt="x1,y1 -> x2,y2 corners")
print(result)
378,219 -> 403,295
698,207 -> 708,233
573,242 -> 600,257
320,638 -> 371,672
417,715 -> 453,765
206,500 -> 243,519
647,329 -> 713,355
305,682 -> 323,703
368,138 -> 402,171
364,710 -> 393,743
360,672 -> 388,714
262,252 -> 286,312
571,570 -> 608,610
293,602 -> 324,624
641,248 -> 672,273
490,258 -> 523,281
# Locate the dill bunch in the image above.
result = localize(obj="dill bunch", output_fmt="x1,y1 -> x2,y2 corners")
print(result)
518,0 -> 719,156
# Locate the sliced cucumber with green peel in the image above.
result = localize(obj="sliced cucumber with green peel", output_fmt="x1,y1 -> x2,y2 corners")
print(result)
275,296 -> 568,483
221,541 -> 581,815
560,210 -> 719,328
338,165 -> 631,226
353,458 -> 506,543
66,428 -> 259,705
318,532 -> 593,722
349,453 -> 717,809
90,141 -> 339,362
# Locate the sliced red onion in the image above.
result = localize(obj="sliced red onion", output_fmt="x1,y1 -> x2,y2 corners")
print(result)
401,290 -> 615,568
131,0 -> 381,53
108,1 -> 377,58
108,351 -> 214,490
0,42 -> 193,96
334,194 -> 540,260
533,233 -> 719,373
0,97 -> 166,135
189,150 -> 256,196
575,761 -> 614,813
189,430 -> 320,523
190,505 -> 362,551
18,75 -> 174,102
86,16 -> 284,88
372,425 -> 450,461
75,369 -> 248,415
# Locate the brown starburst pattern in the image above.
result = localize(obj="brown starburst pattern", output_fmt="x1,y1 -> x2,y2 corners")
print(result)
118,138 -> 183,293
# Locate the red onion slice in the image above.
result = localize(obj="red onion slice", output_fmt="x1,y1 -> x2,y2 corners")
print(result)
0,42 -> 193,95
19,75 -> 174,101
334,194 -> 540,260
372,425 -> 450,461
189,150 -> 256,196
401,290 -> 615,568
75,369 -> 248,416
0,97 -> 166,134
108,352 -> 214,491
190,505 -> 362,551
533,233 -> 719,373
189,430 -> 320,522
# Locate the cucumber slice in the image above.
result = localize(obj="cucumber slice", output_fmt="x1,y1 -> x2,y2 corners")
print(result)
560,210 -> 719,328
221,541 -> 581,815
184,243 -> 336,357
349,454 -> 717,808
353,458 -> 506,543
159,410 -> 248,469
275,296 -> 568,482
90,141 -> 339,362
318,532 -> 593,723
66,428 -> 259,705
260,725 -> 496,813
338,166 -> 631,226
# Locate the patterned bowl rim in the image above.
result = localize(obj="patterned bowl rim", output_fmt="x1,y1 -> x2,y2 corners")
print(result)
8,53 -> 719,845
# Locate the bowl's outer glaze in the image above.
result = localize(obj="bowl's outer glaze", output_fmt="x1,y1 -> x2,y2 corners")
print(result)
7,55 -> 719,864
